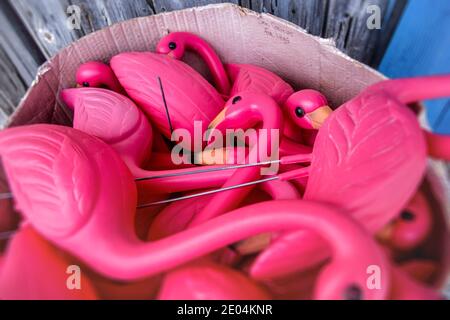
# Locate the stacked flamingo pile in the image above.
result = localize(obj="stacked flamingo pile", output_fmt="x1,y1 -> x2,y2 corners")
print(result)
0,32 -> 449,300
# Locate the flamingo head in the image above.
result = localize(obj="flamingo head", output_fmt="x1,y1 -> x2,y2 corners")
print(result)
76,61 -> 121,92
378,191 -> 432,251
283,89 -> 332,130
156,32 -> 186,59
206,92 -> 283,145
315,253 -> 390,300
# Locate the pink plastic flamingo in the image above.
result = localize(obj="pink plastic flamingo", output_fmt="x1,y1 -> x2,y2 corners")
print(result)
156,32 -> 330,149
378,190 -> 432,251
425,130 -> 450,160
247,75 -> 450,279
389,266 -> 442,299
75,61 -> 172,154
158,259 -> 271,300
86,269 -> 162,300
109,51 -> 224,142
189,92 -> 285,225
156,32 -> 294,102
76,61 -> 125,93
282,89 -> 332,146
147,100 -> 298,295
0,226 -> 97,300
60,87 -> 258,196
61,88 -> 153,170
400,259 -> 438,284
148,179 -> 299,257
0,128 -> 392,299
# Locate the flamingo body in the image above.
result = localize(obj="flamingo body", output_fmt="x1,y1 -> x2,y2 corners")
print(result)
226,63 -> 294,104
61,87 -> 153,167
252,81 -> 428,279
305,91 -> 427,231
110,52 -> 224,141
0,134 -> 394,295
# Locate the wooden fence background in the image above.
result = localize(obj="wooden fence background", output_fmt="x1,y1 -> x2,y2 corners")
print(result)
0,0 -> 407,126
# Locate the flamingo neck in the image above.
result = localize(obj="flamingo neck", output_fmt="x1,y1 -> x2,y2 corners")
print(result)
183,33 -> 231,96
188,103 -> 284,226
83,200 -> 386,285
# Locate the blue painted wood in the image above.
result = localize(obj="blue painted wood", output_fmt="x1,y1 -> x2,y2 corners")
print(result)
379,0 -> 450,134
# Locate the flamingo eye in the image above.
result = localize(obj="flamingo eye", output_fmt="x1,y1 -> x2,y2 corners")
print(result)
232,96 -> 242,104
343,284 -> 363,300
295,106 -> 305,118
400,210 -> 415,222
168,42 -> 177,50
82,82 -> 90,87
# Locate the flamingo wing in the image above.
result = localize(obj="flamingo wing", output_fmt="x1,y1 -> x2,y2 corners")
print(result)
63,87 -> 152,164
226,64 -> 294,104
305,92 -> 427,232
111,52 -> 224,138
67,88 -> 144,145
0,125 -> 100,238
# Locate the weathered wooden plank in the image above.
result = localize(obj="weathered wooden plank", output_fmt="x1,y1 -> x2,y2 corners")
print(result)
0,46 -> 27,126
0,2 -> 45,86
232,0 -> 396,65
9,0 -> 402,65
0,0 -> 43,125
8,0 -> 158,58
153,0 -> 238,12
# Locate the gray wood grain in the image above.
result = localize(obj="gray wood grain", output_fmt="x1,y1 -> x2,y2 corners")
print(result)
0,1 -> 44,122
0,46 -> 27,126
0,2 -> 45,86
8,0 -> 158,58
235,0 -> 393,65
8,0 -> 401,64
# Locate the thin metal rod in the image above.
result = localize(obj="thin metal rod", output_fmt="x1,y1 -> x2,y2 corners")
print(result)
135,159 -> 281,181
137,176 -> 279,208
0,160 -> 280,199
158,76 -> 174,135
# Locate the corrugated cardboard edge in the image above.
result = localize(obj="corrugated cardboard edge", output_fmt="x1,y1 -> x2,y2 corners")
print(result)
3,3 -> 450,292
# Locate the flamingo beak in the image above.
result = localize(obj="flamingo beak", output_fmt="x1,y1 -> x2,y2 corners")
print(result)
232,233 -> 272,255
307,105 -> 333,129
167,51 -> 175,59
206,107 -> 228,141
194,148 -> 227,165
376,222 -> 395,243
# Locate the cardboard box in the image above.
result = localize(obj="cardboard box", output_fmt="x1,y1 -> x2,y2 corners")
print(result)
3,3 -> 450,294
